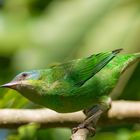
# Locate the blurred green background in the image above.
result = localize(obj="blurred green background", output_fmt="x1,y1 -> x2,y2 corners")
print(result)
0,0 -> 140,139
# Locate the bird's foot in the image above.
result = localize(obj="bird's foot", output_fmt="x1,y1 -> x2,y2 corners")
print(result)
72,98 -> 111,136
72,105 -> 105,136
72,123 -> 96,136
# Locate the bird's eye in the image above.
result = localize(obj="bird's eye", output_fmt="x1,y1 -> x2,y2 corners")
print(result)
22,73 -> 28,78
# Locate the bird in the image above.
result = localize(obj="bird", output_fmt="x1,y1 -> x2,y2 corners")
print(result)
1,49 -> 140,133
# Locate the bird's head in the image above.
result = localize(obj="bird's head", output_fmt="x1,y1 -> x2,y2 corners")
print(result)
0,70 -> 41,91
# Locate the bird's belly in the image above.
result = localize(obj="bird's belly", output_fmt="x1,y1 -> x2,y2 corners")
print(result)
19,84 -> 112,113
21,90 -> 98,113
31,93 -> 98,113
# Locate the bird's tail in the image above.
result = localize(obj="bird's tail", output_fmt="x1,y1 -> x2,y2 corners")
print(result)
116,52 -> 140,74
134,52 -> 140,59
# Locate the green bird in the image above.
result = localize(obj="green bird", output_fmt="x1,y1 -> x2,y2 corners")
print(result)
1,49 -> 140,133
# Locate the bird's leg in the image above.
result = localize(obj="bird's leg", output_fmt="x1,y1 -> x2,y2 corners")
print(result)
72,105 -> 102,136
72,96 -> 111,136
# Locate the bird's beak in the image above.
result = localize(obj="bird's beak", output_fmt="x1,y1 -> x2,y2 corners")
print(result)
0,82 -> 18,89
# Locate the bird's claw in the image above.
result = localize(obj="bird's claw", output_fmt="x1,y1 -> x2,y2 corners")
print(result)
72,124 -> 96,136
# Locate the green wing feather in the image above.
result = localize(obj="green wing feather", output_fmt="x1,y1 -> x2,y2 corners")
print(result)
50,49 -> 122,86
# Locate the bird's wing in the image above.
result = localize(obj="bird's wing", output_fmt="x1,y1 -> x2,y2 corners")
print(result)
50,49 -> 122,86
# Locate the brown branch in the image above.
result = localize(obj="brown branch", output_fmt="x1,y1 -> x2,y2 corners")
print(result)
71,129 -> 89,140
0,100 -> 140,130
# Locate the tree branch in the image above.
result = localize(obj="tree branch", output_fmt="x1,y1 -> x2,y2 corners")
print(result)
71,129 -> 89,140
0,100 -> 140,129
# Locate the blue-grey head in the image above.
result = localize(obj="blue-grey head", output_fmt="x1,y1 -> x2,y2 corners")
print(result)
0,70 -> 40,90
